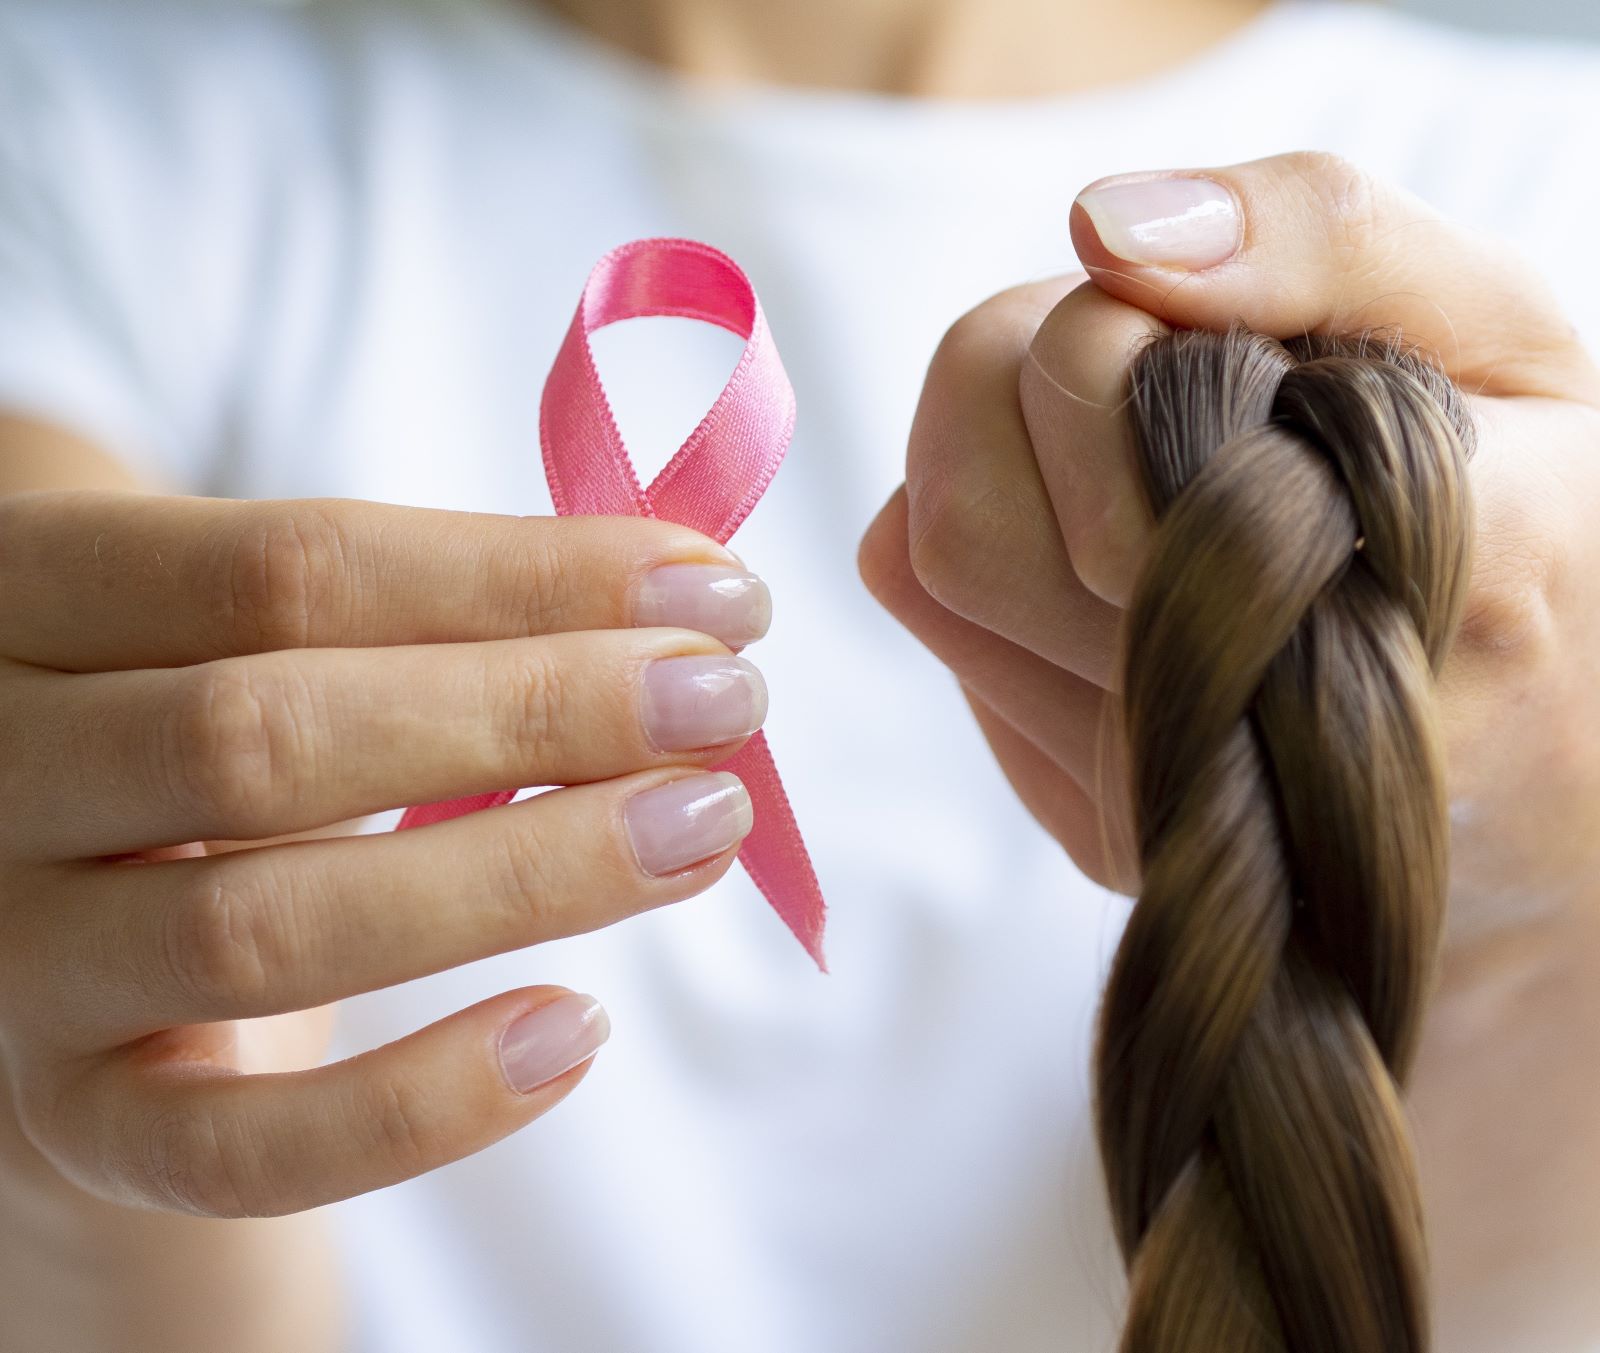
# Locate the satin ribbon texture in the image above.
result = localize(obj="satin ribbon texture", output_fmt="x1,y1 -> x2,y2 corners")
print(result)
397,238 -> 827,969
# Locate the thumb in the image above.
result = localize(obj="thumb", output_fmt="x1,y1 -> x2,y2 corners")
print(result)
1070,151 -> 1600,403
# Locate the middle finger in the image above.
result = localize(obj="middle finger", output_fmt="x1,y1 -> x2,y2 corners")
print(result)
903,277 -> 1124,689
7,628 -> 766,859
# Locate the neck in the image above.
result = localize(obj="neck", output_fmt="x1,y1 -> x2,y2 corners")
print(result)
538,0 -> 1275,99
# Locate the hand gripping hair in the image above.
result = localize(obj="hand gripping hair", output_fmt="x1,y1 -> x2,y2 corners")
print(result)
1098,328 -> 1475,1352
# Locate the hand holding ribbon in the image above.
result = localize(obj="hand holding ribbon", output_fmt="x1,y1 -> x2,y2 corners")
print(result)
397,238 -> 827,969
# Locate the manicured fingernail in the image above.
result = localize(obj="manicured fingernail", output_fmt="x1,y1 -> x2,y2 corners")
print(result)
641,655 -> 767,752
1076,176 -> 1241,269
623,771 -> 752,876
498,993 -> 611,1094
634,565 -> 772,647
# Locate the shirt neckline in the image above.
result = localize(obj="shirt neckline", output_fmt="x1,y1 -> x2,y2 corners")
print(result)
486,0 -> 1334,129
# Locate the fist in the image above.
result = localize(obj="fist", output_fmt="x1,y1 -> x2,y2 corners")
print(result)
860,150 -> 1600,1349
862,151 -> 1600,941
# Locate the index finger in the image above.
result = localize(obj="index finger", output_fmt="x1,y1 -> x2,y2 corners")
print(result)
0,491 -> 743,671
1019,281 -> 1168,608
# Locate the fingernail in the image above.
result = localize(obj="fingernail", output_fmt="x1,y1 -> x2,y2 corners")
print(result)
634,565 -> 772,647
641,655 -> 767,752
498,993 -> 611,1094
623,771 -> 753,876
1076,176 -> 1241,269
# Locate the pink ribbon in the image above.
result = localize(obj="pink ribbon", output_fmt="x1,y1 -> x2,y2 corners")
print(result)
398,238 -> 827,969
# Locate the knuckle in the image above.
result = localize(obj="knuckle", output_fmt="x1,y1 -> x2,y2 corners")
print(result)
1284,150 -> 1384,257
1459,536 -> 1563,662
857,503 -> 916,609
929,295 -> 1030,382
485,797 -> 642,940
139,1106 -> 213,1213
519,527 -> 587,632
502,518 -> 684,636
499,645 -> 577,768
1067,521 -> 1140,609
1457,462 -> 1574,662
930,308 -> 991,375
164,661 -> 302,833
907,479 -> 1022,613
488,821 -> 567,938
161,864 -> 275,1013
366,1073 -> 446,1178
140,1107 -> 261,1217
223,503 -> 354,652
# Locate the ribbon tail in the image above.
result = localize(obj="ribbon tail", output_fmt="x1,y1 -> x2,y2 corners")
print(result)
718,731 -> 828,971
398,790 -> 519,830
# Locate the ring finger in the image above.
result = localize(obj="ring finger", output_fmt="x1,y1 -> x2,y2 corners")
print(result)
862,487 -> 1119,796
12,766 -> 753,1046
6,628 -> 767,860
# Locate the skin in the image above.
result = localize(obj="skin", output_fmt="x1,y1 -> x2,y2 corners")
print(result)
3,5 -> 1593,1353
0,486 -> 764,1351
541,0 -> 1272,96
860,153 -> 1600,1350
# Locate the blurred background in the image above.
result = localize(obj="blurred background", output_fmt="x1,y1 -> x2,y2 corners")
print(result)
236,0 -> 1600,43
1401,0 -> 1600,38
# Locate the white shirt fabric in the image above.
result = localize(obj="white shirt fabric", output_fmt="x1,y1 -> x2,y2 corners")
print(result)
1,3 -> 1598,1350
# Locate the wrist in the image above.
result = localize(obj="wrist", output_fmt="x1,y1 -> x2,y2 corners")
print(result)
1416,893 -> 1600,1351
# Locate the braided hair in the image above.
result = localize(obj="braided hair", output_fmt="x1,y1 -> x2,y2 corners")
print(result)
1098,328 -> 1475,1351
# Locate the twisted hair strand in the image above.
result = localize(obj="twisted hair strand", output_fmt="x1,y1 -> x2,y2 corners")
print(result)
1098,326 -> 1474,1353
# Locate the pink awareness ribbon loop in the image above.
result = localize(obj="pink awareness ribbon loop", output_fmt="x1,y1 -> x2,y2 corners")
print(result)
397,238 -> 827,969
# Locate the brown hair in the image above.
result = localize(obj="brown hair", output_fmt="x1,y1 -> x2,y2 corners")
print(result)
1097,328 -> 1475,1351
